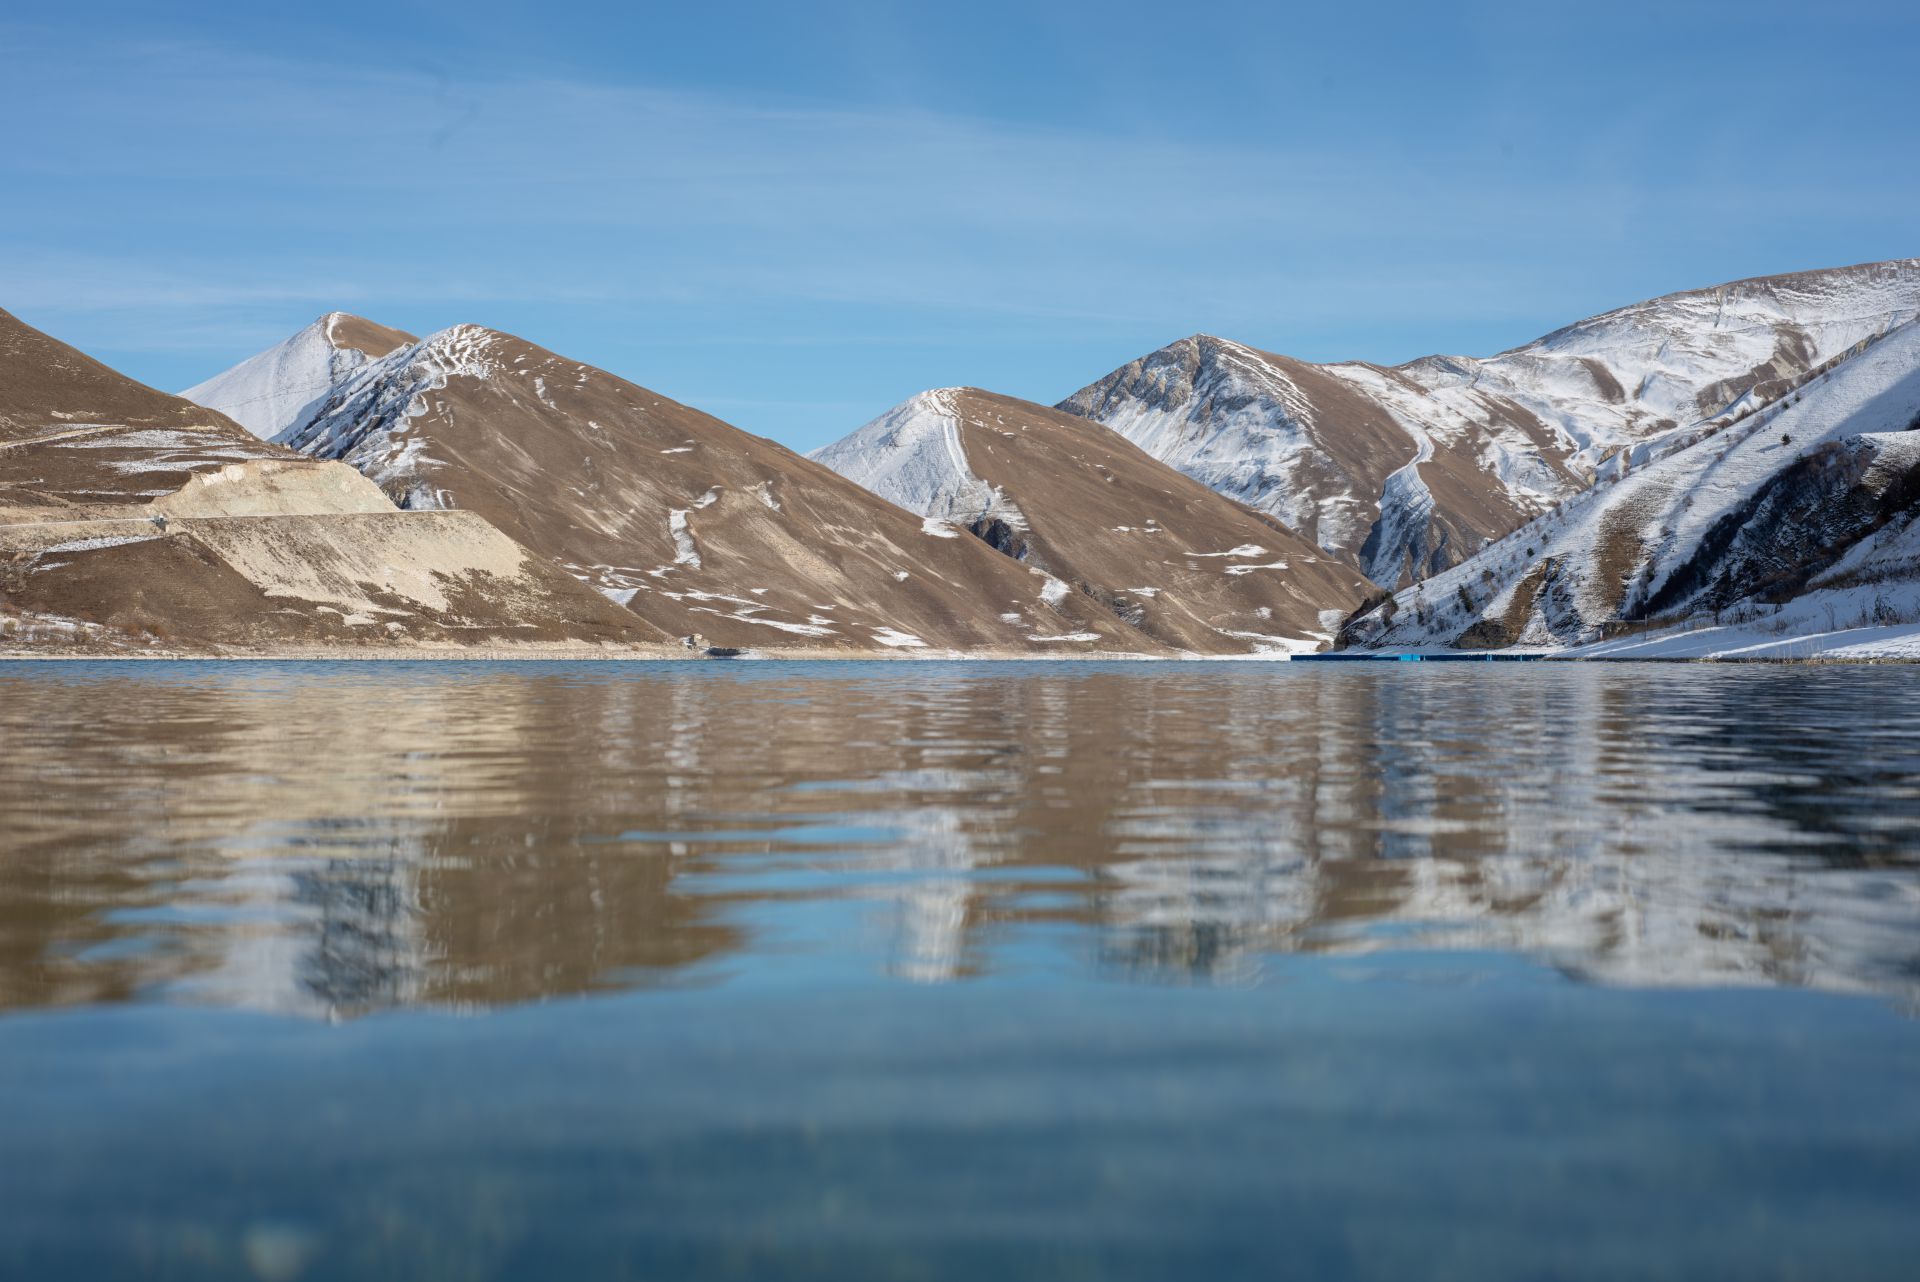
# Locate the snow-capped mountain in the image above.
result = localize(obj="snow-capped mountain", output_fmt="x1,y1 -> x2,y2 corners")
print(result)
812,387 -> 1371,654
0,307 -> 657,654
1060,260 -> 1920,588
1338,316 -> 1920,655
226,322 -> 1157,653
180,312 -> 416,440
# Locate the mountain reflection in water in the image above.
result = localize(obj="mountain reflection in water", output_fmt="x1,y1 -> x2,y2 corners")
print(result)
3,660 -> 1918,1017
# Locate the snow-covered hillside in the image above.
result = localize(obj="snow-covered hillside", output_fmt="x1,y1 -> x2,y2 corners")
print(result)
1465,260 -> 1920,440
180,312 -> 416,440
811,388 -> 1014,534
1061,261 -> 1920,588
1339,317 -> 1920,654
277,323 -> 502,511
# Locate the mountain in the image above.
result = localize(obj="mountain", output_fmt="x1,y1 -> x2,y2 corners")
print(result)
1337,317 -> 1920,656
0,307 -> 660,654
196,322 -> 1149,653
181,311 -> 416,440
1059,260 -> 1920,588
812,387 -> 1372,654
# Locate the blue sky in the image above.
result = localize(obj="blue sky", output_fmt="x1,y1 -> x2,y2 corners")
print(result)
3,1 -> 1916,451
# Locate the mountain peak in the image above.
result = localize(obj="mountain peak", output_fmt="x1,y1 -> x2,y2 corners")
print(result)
319,312 -> 417,359
181,312 -> 420,441
901,386 -> 983,411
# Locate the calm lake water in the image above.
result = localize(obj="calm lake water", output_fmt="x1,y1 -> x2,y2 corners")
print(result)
3,660 -> 1919,1280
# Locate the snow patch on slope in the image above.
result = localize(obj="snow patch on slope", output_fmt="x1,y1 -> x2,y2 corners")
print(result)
815,388 -> 1042,564
811,389 -> 991,516
666,488 -> 721,570
871,626 -> 929,648
182,314 -> 382,441
274,325 -> 513,498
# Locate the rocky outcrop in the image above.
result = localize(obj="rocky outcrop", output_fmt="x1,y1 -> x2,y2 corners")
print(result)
1338,317 -> 1920,652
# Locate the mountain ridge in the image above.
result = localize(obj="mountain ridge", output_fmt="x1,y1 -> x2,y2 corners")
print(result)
180,311 -> 418,442
156,256 -> 1920,660
1058,259 -> 1920,588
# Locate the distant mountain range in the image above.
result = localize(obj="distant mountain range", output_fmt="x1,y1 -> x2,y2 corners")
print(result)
6,258 -> 1918,658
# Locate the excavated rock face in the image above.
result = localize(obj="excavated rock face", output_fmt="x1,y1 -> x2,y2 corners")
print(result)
148,458 -> 396,519
813,387 -> 1371,654
1,512 -> 660,652
1643,437 -> 1920,617
1062,260 -> 1920,588
266,327 -> 1149,654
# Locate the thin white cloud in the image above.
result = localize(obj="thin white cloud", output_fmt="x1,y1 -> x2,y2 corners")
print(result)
3,24 -> 1912,430
0,31 -> 1775,327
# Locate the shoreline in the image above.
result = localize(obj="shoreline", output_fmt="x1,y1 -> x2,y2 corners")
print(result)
2,646 -> 1917,665
0,644 -> 1164,662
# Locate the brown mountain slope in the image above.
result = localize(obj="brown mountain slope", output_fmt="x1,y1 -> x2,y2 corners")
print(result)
0,304 -> 299,514
0,305 -> 235,434
813,388 -> 1373,653
0,307 -> 663,654
274,324 -> 1153,653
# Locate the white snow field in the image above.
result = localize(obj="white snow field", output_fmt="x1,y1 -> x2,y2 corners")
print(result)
810,388 -> 1030,536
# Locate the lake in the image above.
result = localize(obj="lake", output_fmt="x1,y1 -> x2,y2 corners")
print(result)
3,660 -> 1918,1280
